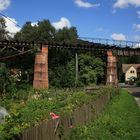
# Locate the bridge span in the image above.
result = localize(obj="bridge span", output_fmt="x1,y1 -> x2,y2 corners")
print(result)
1,38 -> 140,56
1,38 -> 140,89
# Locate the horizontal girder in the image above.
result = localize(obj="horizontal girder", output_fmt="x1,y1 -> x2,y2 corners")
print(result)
0,40 -> 140,56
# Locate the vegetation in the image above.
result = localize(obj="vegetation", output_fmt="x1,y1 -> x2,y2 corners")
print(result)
70,90 -> 140,140
1,17 -> 140,84
0,86 -> 118,139
136,80 -> 140,87
0,18 -> 9,40
0,18 -> 107,140
14,20 -> 78,43
1,17 -> 140,140
0,63 -> 16,94
0,17 -> 105,88
79,54 -> 104,85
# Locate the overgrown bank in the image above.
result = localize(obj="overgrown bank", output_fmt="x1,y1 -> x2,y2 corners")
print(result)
70,90 -> 140,140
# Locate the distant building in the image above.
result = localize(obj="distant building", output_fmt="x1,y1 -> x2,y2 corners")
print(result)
122,64 -> 140,82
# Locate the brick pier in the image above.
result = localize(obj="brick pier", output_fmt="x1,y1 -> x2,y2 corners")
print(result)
33,46 -> 49,89
106,50 -> 118,86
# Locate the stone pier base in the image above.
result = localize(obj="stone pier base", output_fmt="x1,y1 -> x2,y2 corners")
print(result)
33,46 -> 49,89
106,50 -> 118,86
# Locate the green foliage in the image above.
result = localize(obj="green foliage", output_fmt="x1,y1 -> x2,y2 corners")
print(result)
13,19 -> 80,87
49,53 -> 105,88
49,59 -> 75,88
0,63 -> 8,93
14,22 -> 36,42
0,63 -> 16,94
36,20 -> 56,42
70,90 -> 140,140
79,54 -> 105,85
1,18 -> 105,89
136,80 -> 140,87
3,18 -> 105,88
55,27 -> 78,43
0,87 -> 118,139
0,17 -> 9,40
14,20 -> 78,43
14,20 -> 55,42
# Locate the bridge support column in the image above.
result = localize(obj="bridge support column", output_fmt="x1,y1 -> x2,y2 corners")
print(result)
106,50 -> 118,86
33,45 -> 49,89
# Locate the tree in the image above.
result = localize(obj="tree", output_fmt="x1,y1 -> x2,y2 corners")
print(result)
13,19 -> 79,87
79,54 -> 105,85
49,59 -> 75,88
14,20 -> 56,42
14,21 -> 37,42
0,17 -> 9,40
14,19 -> 79,43
55,27 -> 78,43
36,20 -> 56,42
13,19 -> 106,87
0,63 -> 16,94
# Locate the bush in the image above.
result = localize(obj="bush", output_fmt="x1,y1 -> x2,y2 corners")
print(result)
0,87 -> 119,139
136,80 -> 140,87
0,63 -> 16,94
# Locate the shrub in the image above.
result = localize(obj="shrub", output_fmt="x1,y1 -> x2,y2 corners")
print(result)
136,80 -> 140,87
0,63 -> 16,94
0,87 -> 119,139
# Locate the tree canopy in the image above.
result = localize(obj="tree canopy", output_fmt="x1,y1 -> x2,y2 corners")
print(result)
79,54 -> 105,85
0,17 -> 9,40
14,20 -> 78,43
0,18 -> 106,88
55,27 -> 78,43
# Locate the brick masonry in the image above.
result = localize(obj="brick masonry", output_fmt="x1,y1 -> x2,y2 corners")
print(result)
33,45 -> 49,89
106,50 -> 118,86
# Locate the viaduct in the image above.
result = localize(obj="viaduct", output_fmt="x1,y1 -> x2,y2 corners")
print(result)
0,38 -> 140,89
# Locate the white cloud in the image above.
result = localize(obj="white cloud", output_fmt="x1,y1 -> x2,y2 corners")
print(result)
74,0 -> 100,8
52,17 -> 71,30
133,43 -> 140,48
137,11 -> 140,18
114,0 -> 140,8
133,35 -> 140,48
0,0 -> 10,11
111,33 -> 126,40
133,24 -> 140,31
3,17 -> 21,37
31,22 -> 38,26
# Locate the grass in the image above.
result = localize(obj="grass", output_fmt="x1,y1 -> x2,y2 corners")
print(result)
70,90 -> 140,140
0,86 -> 118,139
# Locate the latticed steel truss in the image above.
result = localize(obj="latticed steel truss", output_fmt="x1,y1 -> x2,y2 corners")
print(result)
0,38 -> 140,59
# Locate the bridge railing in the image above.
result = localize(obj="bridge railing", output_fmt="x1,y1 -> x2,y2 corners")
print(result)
80,37 -> 140,48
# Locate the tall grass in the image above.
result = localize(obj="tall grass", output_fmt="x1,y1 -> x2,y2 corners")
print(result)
70,90 -> 140,140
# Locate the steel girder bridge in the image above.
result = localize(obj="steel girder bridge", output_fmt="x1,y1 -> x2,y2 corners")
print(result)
0,37 -> 140,88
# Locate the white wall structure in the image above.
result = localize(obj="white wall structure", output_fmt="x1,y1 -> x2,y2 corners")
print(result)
125,66 -> 137,81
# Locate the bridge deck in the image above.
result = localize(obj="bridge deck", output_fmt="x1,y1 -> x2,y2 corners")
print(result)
0,39 -> 140,56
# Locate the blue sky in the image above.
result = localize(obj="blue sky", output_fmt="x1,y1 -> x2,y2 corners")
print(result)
0,0 -> 140,41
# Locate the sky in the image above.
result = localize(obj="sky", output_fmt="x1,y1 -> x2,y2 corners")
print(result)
0,0 -> 140,42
